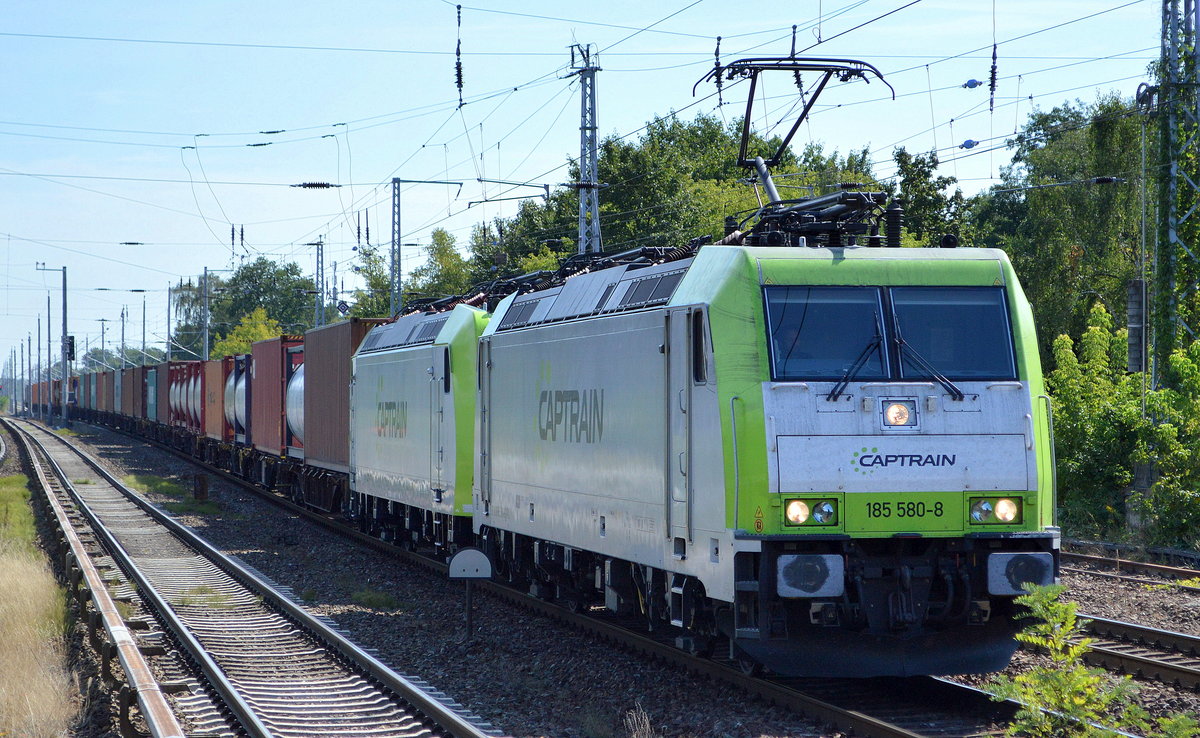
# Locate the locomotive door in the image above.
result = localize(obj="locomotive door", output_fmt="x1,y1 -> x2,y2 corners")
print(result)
430,345 -> 447,499
667,308 -> 693,542
478,338 -> 492,512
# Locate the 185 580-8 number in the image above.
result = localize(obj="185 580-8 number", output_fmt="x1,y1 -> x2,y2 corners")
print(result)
865,501 -> 944,519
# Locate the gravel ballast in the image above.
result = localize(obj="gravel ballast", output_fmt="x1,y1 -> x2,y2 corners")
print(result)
50,421 -> 1200,735
58,423 -> 830,738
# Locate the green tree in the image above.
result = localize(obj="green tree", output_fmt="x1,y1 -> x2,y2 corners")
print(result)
1045,301 -> 1200,547
169,275 -> 223,360
349,243 -> 391,318
1047,304 -> 1147,536
1134,341 -> 1200,546
222,258 -> 315,334
405,228 -> 472,302
210,308 -> 281,358
890,147 -> 971,248
973,94 -> 1144,364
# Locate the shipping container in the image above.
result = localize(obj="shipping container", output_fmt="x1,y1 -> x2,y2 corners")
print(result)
305,318 -> 386,472
177,361 -> 201,433
134,366 -> 147,418
155,361 -> 170,425
101,370 -> 115,414
202,359 -> 227,440
119,368 -> 134,417
80,372 -> 91,410
250,336 -> 303,456
145,367 -> 158,421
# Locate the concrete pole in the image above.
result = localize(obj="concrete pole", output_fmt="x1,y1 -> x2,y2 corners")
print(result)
166,285 -> 172,360
120,306 -> 127,369
203,268 -> 210,361
36,317 -> 41,420
61,267 -> 68,426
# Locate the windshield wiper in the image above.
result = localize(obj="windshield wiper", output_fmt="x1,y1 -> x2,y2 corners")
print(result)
893,335 -> 965,401
828,333 -> 882,401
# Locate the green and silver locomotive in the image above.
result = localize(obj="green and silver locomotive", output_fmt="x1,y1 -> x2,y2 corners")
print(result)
350,57 -> 1057,677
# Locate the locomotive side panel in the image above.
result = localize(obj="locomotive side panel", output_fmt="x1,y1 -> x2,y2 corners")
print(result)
352,342 -> 439,511
480,310 -> 673,569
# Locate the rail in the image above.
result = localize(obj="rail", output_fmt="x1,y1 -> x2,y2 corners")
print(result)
15,419 -> 501,738
5,419 -> 186,738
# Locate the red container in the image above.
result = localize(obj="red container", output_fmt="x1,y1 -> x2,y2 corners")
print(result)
250,336 -> 303,456
304,318 -> 385,472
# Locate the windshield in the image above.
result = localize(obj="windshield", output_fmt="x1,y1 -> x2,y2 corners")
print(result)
765,286 -> 887,381
891,287 -> 1016,380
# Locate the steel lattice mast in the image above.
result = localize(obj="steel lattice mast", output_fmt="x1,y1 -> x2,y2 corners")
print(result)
571,44 -> 602,254
1156,0 -> 1200,379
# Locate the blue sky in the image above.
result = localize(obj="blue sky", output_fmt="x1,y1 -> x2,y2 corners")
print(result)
0,0 -> 1155,374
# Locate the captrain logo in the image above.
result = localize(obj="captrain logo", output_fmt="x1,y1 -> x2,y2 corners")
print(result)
538,389 -> 604,443
852,447 -> 957,474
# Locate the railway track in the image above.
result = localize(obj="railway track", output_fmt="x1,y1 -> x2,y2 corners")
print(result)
69,418 -> 1026,738
1081,615 -> 1200,690
7,418 -> 500,738
1062,551 -> 1200,591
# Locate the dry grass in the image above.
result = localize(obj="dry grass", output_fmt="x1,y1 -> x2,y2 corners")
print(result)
0,542 -> 74,737
622,704 -> 661,738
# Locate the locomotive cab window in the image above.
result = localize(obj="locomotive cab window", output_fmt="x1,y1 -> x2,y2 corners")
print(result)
890,287 -> 1016,380
691,310 -> 708,384
765,286 -> 887,381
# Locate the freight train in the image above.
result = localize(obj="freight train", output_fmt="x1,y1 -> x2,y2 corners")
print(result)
30,57 -> 1058,677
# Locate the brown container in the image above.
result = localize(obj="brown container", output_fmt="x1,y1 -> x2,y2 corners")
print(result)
304,318 -> 386,472
101,370 -> 115,413
155,361 -> 170,424
119,369 -> 134,417
133,366 -> 147,419
79,372 -> 90,410
250,336 -> 302,456
202,359 -> 226,440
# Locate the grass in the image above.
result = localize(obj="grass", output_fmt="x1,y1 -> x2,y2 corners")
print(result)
0,473 -> 75,737
124,474 -> 188,498
125,474 -> 219,516
351,588 -> 400,610
162,499 -> 221,515
171,585 -> 232,609
299,588 -> 318,603
53,427 -> 79,437
0,476 -> 38,551
622,704 -> 660,738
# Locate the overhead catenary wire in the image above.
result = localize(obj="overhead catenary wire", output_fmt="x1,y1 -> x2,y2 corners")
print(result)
0,0 -> 1152,315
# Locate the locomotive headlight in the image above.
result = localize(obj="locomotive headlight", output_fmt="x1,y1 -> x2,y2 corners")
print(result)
970,499 -> 994,522
785,500 -> 810,525
994,498 -> 1019,523
812,501 -> 836,524
883,400 -> 915,426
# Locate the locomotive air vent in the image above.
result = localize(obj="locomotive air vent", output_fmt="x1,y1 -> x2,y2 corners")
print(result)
498,298 -> 542,329
618,269 -> 685,309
